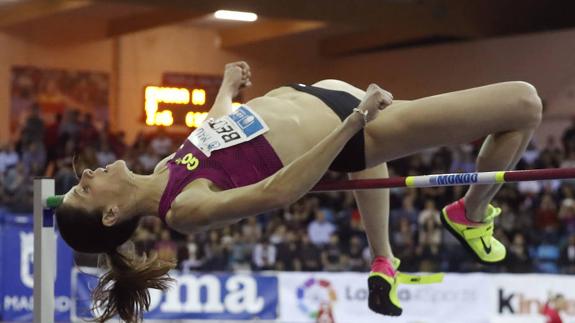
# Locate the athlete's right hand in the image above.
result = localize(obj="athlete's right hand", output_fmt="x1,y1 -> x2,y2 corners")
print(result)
223,61 -> 252,97
355,83 -> 393,125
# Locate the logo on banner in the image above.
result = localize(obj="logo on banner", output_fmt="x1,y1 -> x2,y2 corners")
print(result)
296,278 -> 337,320
75,272 -> 278,320
20,232 -> 33,288
498,288 -> 575,316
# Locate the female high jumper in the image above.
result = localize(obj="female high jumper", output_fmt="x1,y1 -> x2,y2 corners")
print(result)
54,61 -> 542,322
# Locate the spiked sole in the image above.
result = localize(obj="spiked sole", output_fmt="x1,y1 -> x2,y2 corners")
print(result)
367,275 -> 402,316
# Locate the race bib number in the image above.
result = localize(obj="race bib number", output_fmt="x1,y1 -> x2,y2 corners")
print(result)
187,105 -> 269,157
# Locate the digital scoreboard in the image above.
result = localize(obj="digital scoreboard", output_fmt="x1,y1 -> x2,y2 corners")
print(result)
144,73 -> 241,128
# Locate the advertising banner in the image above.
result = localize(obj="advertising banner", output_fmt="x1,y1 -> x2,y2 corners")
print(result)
0,212 -> 73,322
279,272 -> 491,323
491,274 -> 575,323
73,269 -> 279,321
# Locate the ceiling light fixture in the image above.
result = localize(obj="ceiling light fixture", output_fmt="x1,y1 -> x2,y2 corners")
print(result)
214,10 -> 258,22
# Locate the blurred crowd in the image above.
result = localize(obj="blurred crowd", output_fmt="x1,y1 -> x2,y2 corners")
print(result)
2,104 -> 575,274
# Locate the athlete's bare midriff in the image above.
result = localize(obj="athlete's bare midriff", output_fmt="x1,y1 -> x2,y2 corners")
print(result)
247,83 -> 353,166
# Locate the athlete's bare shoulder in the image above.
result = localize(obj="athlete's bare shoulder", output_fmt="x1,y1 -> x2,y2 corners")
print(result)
164,178 -> 215,233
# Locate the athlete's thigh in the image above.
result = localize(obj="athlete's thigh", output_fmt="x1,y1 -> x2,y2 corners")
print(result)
364,82 -> 538,166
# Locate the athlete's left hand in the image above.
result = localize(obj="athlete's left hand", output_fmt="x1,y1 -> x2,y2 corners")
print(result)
223,61 -> 252,97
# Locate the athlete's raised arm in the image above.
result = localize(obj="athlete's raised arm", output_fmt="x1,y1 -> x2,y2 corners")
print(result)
207,61 -> 252,120
167,84 -> 392,233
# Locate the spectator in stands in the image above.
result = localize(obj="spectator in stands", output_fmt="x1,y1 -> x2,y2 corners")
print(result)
392,217 -> 418,272
299,232 -> 323,271
154,229 -> 178,265
180,235 -> 205,273
560,235 -> 575,274
507,233 -> 532,273
416,204 -> 442,272
151,127 -> 174,158
347,235 -> 367,271
533,233 -> 560,273
0,141 -> 20,174
203,231 -> 229,270
561,151 -> 575,169
269,224 -> 287,244
275,229 -> 301,271
96,140 -> 117,167
561,116 -> 575,154
58,109 -> 80,142
322,234 -> 345,271
44,112 -> 62,164
535,194 -> 560,233
559,198 -> 575,235
540,293 -> 565,323
391,194 -> 419,232
229,230 -> 252,271
252,237 -> 277,270
79,113 -> 100,148
3,162 -> 32,212
138,146 -> 160,174
20,103 -> 44,146
22,141 -> 46,176
4,162 -> 28,197
308,209 -> 336,246
242,217 -> 262,243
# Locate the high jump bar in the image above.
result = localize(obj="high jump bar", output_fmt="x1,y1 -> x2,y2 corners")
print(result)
311,167 -> 575,192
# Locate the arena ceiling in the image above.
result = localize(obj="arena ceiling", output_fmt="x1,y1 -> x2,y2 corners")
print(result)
0,0 -> 574,56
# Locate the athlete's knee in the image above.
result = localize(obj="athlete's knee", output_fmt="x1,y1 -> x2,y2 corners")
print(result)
506,81 -> 542,128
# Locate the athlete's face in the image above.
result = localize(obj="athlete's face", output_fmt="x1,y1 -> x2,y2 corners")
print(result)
64,160 -> 134,213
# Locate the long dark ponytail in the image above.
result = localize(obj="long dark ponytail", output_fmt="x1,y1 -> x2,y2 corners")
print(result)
92,248 -> 175,322
55,203 -> 175,322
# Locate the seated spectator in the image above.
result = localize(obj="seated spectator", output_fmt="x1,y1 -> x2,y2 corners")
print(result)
252,237 -> 277,271
181,235 -> 205,273
390,194 -> 419,232
138,146 -> 160,174
275,230 -> 301,271
229,231 -> 251,271
562,116 -> 575,154
299,233 -> 323,271
322,234 -> 344,272
533,235 -> 560,273
20,103 -> 44,147
418,199 -> 440,227
0,142 -> 20,174
560,235 -> 575,274
242,217 -> 262,243
54,160 -> 77,194
269,224 -> 287,245
417,207 -> 442,272
308,210 -> 336,246
535,194 -> 560,233
22,141 -> 47,176
561,151 -> 575,168
151,127 -> 174,158
203,231 -> 229,271
96,140 -> 117,167
347,235 -> 367,271
79,113 -> 99,148
154,229 -> 178,263
4,162 -> 28,197
507,233 -> 532,273
392,217 -> 418,272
